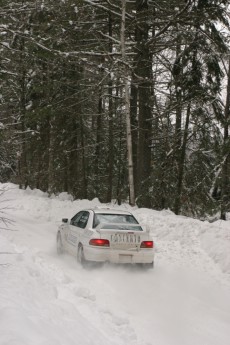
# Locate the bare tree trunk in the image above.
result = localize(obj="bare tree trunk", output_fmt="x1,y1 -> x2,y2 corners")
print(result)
220,57 -> 230,220
115,80 -> 123,205
94,87 -> 103,197
47,116 -> 55,195
106,13 -> 114,203
130,71 -> 138,196
80,116 -> 88,199
135,0 -> 153,208
174,103 -> 191,214
18,36 -> 28,190
106,77 -> 114,202
121,0 -> 135,206
172,30 -> 183,215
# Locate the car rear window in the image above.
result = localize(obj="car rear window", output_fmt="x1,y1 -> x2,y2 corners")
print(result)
93,213 -> 142,231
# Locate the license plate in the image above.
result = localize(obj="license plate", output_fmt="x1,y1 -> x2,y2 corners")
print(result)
111,233 -> 141,244
119,254 -> 132,263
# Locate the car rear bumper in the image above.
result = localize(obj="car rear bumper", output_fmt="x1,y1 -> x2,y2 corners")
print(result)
84,246 -> 154,264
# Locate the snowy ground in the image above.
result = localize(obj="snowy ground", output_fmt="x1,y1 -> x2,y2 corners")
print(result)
0,183 -> 230,345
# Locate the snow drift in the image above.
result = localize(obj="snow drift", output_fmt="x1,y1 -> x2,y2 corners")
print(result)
0,183 -> 230,345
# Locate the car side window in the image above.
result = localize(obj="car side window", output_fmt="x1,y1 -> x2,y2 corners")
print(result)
71,211 -> 83,227
76,211 -> 89,229
71,211 -> 89,229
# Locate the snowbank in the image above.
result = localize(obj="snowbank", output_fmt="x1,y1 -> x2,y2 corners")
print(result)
1,183 -> 230,274
1,183 -> 230,345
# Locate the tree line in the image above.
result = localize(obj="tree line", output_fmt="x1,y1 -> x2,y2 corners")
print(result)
0,0 -> 229,219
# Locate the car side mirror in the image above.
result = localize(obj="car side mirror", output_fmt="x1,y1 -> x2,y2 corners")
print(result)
62,218 -> 68,223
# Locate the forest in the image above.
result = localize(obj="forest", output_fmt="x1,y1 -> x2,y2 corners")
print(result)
0,0 -> 229,219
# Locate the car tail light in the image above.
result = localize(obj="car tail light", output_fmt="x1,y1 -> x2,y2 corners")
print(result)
140,241 -> 154,248
89,239 -> 110,247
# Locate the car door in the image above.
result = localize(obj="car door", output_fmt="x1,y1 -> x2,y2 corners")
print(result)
67,211 -> 90,254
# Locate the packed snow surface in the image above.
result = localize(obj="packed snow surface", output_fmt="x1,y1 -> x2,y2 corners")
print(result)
0,183 -> 230,345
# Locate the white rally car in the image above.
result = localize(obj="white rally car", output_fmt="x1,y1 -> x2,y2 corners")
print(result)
56,208 -> 154,268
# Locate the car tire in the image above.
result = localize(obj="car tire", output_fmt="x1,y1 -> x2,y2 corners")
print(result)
57,232 -> 64,255
137,262 -> 154,269
145,262 -> 154,269
77,244 -> 87,267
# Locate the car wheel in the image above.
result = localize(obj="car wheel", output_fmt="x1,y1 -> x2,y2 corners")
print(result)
77,244 -> 87,266
137,262 -> 154,269
144,262 -> 154,269
57,232 -> 64,255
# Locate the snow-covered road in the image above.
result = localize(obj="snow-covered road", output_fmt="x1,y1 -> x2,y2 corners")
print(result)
1,184 -> 230,345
